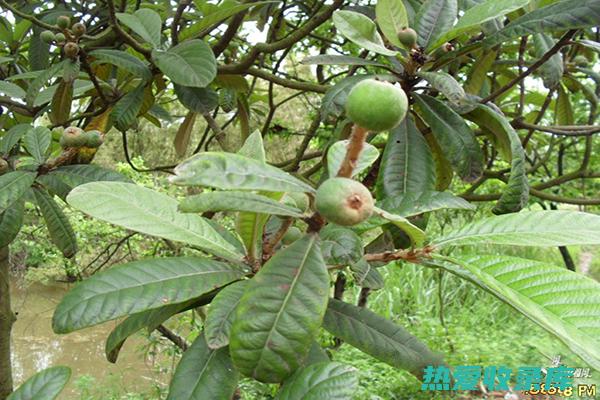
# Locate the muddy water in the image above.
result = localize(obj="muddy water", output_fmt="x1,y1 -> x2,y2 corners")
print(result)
10,279 -> 168,398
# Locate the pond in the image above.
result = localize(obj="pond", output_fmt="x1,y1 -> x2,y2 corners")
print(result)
10,278 -> 168,399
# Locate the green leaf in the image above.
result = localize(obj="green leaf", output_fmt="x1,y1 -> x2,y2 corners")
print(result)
235,192 -> 281,260
301,55 -> 387,67
0,80 -> 26,98
0,171 -> 36,213
415,0 -> 457,50
416,71 -> 468,108
375,115 -> 435,199
321,76 -> 371,120
556,84 -> 574,125
484,0 -> 600,47
180,191 -> 304,217
434,210 -> 600,247
205,280 -> 249,349
7,366 -> 71,400
327,140 -> 379,178
378,191 -> 475,217
322,299 -> 442,377
533,33 -> 563,89
434,254 -> 600,371
47,164 -> 131,191
350,259 -> 384,290
413,94 -> 483,182
579,39 -> 600,54
152,40 -> 217,88
373,207 -> 426,246
25,61 -> 64,106
171,152 -> 315,193
106,300 -> 194,363
466,105 -> 528,214
0,198 -> 24,247
464,49 -> 496,95
376,0 -> 409,48
332,11 -> 397,56
230,234 -> 329,383
320,225 -> 363,265
89,49 -> 152,81
167,334 -> 239,400
116,9 -> 162,47
430,0 -> 531,48
52,256 -> 246,333
110,83 -> 145,131
66,182 -> 244,262
23,126 -> 51,164
49,80 -> 73,126
0,124 -> 30,155
275,362 -> 358,400
238,130 -> 266,163
33,188 -> 77,258
174,111 -> 197,157
174,84 -> 219,113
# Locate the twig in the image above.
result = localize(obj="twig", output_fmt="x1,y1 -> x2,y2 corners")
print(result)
156,324 -> 189,351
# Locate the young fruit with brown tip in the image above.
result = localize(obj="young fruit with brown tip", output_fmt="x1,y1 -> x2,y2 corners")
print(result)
397,27 -> 417,49
40,30 -> 55,44
71,22 -> 86,37
82,130 -> 104,148
315,177 -> 374,226
345,79 -> 408,132
63,42 -> 79,58
60,126 -> 87,148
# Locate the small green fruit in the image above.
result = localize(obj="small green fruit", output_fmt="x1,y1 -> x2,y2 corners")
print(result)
397,27 -> 417,49
71,22 -> 86,37
574,55 -> 589,67
282,227 -> 302,245
345,79 -> 408,132
55,32 -> 66,44
83,130 -> 104,148
0,158 -> 8,175
315,177 -> 374,226
283,192 -> 310,213
63,42 -> 79,58
56,15 -> 71,29
60,126 -> 87,148
40,30 -> 56,44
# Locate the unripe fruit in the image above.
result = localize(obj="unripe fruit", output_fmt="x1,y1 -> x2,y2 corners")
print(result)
283,192 -> 310,213
71,22 -> 86,37
315,177 -> 374,226
63,42 -> 79,58
345,79 -> 408,132
0,158 -> 8,175
55,32 -> 66,44
282,227 -> 302,244
82,130 -> 104,148
574,55 -> 589,67
56,15 -> 71,29
60,126 -> 87,148
397,27 -> 417,49
40,30 -> 55,44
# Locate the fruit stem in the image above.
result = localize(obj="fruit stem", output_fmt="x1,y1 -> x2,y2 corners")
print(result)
337,124 -> 368,178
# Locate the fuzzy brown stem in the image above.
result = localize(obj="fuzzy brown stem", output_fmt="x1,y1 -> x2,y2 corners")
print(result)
262,218 -> 293,263
336,125 -> 368,178
0,246 -> 15,400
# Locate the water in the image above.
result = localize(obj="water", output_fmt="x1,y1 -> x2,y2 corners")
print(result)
10,279 -> 167,398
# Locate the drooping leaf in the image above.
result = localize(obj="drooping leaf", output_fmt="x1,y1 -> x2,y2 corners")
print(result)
0,198 -> 24,247
33,188 -> 77,258
350,258 -> 384,290
53,256 -> 247,333
180,191 -> 304,217
376,0 -> 409,48
49,80 -> 73,126
171,152 -> 315,193
275,362 -> 358,400
434,210 -> 600,247
205,280 -> 249,349
230,234 -> 329,383
434,254 -> 600,371
7,366 -> 71,400
464,49 -> 496,95
110,83 -> 145,131
327,140 -> 379,178
0,171 -> 36,213
555,84 -> 574,125
320,225 -> 363,265
152,40 -> 217,88
533,33 -> 563,89
66,182 -> 244,262
0,80 -> 26,98
174,111 -> 197,157
376,115 -> 435,199
22,126 -> 51,164
413,94 -> 483,182
378,191 -> 475,217
88,49 -> 152,81
430,0 -> 531,48
579,39 -> 600,54
167,334 -> 239,400
484,0 -> 600,47
466,105 -> 529,214
332,10 -> 397,56
0,124 -> 30,155
301,55 -> 387,67
415,0 -> 458,50
373,207 -> 426,246
174,84 -> 219,113
116,9 -> 162,47
25,61 -> 64,106
47,164 -> 131,191
322,299 -> 442,377
416,71 -> 469,108
238,130 -> 266,163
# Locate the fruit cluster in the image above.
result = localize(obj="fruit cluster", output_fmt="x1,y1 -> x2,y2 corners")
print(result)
59,126 -> 104,149
40,16 -> 86,59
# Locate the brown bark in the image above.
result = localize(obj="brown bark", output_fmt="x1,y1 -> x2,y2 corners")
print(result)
0,246 -> 15,400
